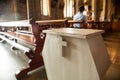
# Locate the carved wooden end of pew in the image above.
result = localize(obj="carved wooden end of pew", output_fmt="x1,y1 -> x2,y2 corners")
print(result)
15,19 -> 47,79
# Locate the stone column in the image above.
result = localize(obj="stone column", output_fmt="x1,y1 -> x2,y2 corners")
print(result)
12,0 -> 17,20
106,0 -> 112,21
94,0 -> 101,21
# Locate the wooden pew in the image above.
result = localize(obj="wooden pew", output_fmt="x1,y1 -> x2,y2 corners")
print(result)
36,19 -> 68,28
0,19 -> 68,79
0,20 -> 38,79
68,20 -> 86,28
67,20 -> 112,34
87,21 -> 112,32
0,32 -> 34,44
88,21 -> 112,36
0,32 -> 32,51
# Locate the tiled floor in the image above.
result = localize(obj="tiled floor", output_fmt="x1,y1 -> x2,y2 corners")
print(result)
0,32 -> 120,80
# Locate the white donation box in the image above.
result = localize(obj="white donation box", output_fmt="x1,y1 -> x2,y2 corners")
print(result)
42,28 -> 111,80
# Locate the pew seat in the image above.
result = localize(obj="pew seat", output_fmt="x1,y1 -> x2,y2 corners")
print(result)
0,32 -> 34,45
0,31 -> 34,58
0,33 -> 30,51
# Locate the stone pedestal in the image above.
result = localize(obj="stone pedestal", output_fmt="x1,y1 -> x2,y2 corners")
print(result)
42,28 -> 111,80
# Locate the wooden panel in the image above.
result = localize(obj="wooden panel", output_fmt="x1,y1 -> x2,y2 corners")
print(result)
112,22 -> 120,32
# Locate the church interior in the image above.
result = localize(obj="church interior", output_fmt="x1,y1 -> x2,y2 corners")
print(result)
0,0 -> 120,80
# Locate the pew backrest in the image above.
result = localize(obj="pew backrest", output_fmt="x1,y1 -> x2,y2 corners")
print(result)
68,20 -> 86,28
87,21 -> 112,33
30,19 -> 69,49
36,19 -> 68,28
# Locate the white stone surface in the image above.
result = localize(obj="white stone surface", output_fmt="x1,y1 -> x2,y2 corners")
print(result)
42,28 -> 111,80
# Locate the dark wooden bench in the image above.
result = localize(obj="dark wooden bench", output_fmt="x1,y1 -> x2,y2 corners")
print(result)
0,19 -> 68,79
87,21 -> 112,32
68,20 -> 86,28
36,19 -> 68,28
67,20 -> 112,34
0,20 -> 39,79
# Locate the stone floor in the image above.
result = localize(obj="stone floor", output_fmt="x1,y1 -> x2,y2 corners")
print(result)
103,33 -> 120,80
0,32 -> 120,80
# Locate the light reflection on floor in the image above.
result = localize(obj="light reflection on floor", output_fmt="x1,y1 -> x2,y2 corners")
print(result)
104,33 -> 120,80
